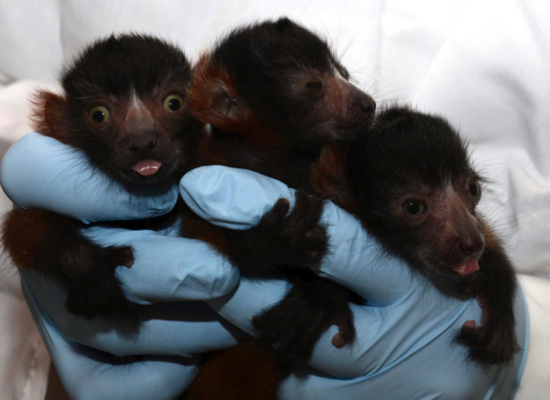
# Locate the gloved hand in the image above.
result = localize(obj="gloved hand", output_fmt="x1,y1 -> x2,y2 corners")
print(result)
180,166 -> 528,400
0,132 -> 178,223
2,133 -> 527,399
21,269 -> 202,400
1,133 -> 244,399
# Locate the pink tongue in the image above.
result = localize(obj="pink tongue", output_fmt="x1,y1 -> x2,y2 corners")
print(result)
132,160 -> 162,176
451,258 -> 480,275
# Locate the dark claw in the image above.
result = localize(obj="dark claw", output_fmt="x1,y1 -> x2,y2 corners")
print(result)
331,333 -> 347,348
119,246 -> 135,268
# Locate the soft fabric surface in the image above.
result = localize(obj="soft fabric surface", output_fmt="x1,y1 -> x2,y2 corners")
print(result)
1,1 -> 549,398
0,81 -> 52,400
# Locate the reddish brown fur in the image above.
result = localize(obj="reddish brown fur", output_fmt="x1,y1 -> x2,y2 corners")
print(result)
2,210 -> 57,272
187,54 -> 248,130
312,145 -> 358,214
189,54 -> 283,148
181,211 -> 231,255
184,344 -> 283,400
480,217 -> 499,251
30,90 -> 71,144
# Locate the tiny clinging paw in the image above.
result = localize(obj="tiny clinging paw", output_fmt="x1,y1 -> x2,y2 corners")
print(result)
261,198 -> 291,227
332,312 -> 356,348
457,312 -> 518,365
228,191 -> 329,273
252,276 -> 356,364
102,245 -> 135,270
118,246 -> 135,268
462,320 -> 477,330
267,190 -> 328,267
331,333 -> 348,349
63,243 -> 139,323
253,299 -> 355,364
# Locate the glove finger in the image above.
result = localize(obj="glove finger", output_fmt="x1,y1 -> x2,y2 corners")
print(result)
316,201 -> 412,303
82,226 -> 240,303
1,133 -> 178,223
22,274 -> 199,399
21,271 -> 243,357
180,165 -> 296,230
206,276 -> 390,378
58,346 -> 199,400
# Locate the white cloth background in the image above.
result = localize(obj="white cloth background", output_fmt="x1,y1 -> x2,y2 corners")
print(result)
0,0 -> 549,398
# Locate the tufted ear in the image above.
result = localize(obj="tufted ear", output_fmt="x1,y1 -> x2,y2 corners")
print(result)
188,53 -> 250,132
30,89 -> 73,145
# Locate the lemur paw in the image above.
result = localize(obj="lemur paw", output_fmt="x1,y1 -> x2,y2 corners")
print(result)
457,311 -> 519,365
64,244 -> 139,324
252,277 -> 356,364
253,190 -> 328,267
102,245 -> 135,269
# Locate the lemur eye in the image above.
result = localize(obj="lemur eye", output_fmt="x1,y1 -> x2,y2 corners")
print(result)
305,80 -> 323,91
163,94 -> 184,112
88,106 -> 110,124
403,201 -> 426,216
469,182 -> 481,198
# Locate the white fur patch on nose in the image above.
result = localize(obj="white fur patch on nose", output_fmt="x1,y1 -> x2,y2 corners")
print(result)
125,95 -> 154,126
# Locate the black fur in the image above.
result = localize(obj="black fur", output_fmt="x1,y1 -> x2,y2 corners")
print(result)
252,269 -> 361,365
61,34 -> 198,186
349,106 -> 475,268
225,192 -> 328,276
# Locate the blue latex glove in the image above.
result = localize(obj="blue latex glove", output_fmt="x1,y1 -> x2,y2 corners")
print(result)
2,133 -> 529,399
180,166 -> 530,400
1,132 -> 178,223
1,133 -> 243,399
21,270 -> 202,400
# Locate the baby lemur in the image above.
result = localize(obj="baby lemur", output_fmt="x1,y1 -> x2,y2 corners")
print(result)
314,105 -> 519,365
182,17 -> 376,363
2,34 -> 202,322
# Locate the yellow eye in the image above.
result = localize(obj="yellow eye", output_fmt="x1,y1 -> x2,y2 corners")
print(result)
163,94 -> 184,112
403,201 -> 426,216
88,106 -> 110,124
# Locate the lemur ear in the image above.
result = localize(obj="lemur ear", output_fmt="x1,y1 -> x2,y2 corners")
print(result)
188,53 -> 250,131
209,79 -> 248,122
30,89 -> 73,145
